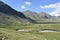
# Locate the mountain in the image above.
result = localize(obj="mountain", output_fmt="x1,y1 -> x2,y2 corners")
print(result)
38,12 -> 52,19
0,1 -> 60,25
23,10 -> 60,23
0,1 -> 35,25
23,10 -> 39,20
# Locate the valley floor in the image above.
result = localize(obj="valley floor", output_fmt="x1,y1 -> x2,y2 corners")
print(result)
0,24 -> 60,40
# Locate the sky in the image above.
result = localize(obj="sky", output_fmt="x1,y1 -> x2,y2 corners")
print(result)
1,0 -> 60,16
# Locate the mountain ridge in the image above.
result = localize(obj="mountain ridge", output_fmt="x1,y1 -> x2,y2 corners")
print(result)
0,1 -> 36,24
0,1 -> 60,24
23,10 -> 60,23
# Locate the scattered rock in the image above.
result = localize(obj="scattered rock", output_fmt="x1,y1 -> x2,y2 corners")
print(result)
0,36 -> 4,40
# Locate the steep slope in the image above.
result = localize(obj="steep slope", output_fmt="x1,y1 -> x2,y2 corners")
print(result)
0,1 -> 35,25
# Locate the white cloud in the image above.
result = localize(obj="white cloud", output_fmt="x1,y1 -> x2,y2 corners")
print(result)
21,1 -> 31,10
40,5 -> 56,8
40,2 -> 60,16
24,1 -> 31,5
50,8 -> 60,16
40,2 -> 60,8
21,5 -> 26,9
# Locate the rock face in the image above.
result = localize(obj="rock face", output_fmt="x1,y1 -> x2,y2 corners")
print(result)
0,1 -> 35,24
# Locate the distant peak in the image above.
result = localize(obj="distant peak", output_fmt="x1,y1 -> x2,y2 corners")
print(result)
25,10 -> 31,12
24,10 -> 35,13
40,12 -> 47,14
39,12 -> 49,15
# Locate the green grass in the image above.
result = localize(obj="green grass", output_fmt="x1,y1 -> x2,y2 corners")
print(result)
0,28 -> 60,40
0,24 -> 60,40
11,24 -> 60,31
